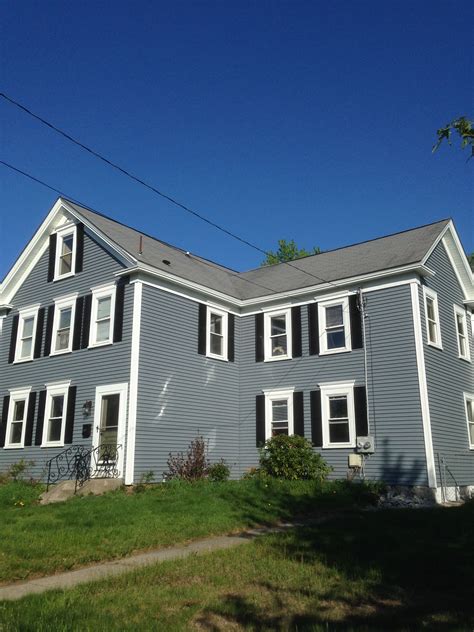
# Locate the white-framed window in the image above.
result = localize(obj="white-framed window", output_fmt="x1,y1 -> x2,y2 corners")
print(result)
206,307 -> 228,360
264,388 -> 294,439
4,388 -> 31,449
51,294 -> 77,356
320,381 -> 356,448
464,393 -> 474,449
54,225 -> 77,280
423,287 -> 442,348
264,308 -> 292,361
14,305 -> 40,363
318,296 -> 351,355
89,284 -> 116,348
42,381 -> 70,447
454,305 -> 471,361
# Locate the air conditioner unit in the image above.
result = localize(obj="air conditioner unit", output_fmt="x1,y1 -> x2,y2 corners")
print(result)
356,436 -> 375,454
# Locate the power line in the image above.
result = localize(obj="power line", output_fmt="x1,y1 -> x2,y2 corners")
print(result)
0,159 -> 278,296
0,91 -> 338,288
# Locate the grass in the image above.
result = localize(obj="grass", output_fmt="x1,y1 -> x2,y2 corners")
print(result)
0,478 -> 378,584
1,501 -> 473,631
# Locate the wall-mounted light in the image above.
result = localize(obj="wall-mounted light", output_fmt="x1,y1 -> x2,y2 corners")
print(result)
82,400 -> 92,416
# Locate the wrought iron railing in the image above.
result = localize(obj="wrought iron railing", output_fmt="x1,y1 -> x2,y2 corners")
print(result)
45,444 -> 122,493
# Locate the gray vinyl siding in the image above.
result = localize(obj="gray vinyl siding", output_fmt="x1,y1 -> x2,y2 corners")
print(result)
134,285 -> 240,482
422,241 -> 474,485
238,284 -> 428,485
0,229 -> 132,481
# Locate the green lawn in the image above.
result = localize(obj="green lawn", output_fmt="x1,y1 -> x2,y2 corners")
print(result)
1,502 -> 473,631
0,478 -> 376,584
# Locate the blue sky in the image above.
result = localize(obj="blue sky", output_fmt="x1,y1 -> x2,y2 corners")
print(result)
1,0 -> 472,278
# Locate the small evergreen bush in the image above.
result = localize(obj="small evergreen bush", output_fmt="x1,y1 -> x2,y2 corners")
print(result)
208,460 -> 230,482
259,435 -> 331,481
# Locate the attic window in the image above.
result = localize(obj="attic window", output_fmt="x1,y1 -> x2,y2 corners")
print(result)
54,225 -> 77,280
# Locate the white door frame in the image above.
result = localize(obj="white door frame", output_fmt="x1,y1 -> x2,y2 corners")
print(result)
92,382 -> 128,479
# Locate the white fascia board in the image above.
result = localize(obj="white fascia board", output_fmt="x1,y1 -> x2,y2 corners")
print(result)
0,197 -> 136,305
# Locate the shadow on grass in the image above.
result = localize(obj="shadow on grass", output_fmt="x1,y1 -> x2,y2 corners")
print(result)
198,501 -> 474,630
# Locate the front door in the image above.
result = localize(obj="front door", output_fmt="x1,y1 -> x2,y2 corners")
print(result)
92,383 -> 128,478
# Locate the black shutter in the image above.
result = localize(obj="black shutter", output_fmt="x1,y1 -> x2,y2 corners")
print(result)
24,392 -> 37,447
47,233 -> 57,282
33,308 -> 45,359
293,391 -> 305,437
81,294 -> 92,349
255,313 -> 264,362
75,223 -> 84,273
228,314 -> 235,362
310,390 -> 323,447
8,314 -> 19,364
256,394 -> 266,447
43,305 -> 55,356
0,395 -> 10,448
354,386 -> 368,437
72,297 -> 84,351
198,304 -> 207,355
113,278 -> 128,343
308,303 -> 319,356
64,386 -> 77,444
349,294 -> 363,350
291,307 -> 302,358
35,391 -> 46,446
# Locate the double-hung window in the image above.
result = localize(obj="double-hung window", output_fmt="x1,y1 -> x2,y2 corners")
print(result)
90,285 -> 116,347
14,305 -> 40,362
320,382 -> 356,448
51,295 -> 77,355
42,381 -> 70,447
206,307 -> 228,360
5,388 -> 31,448
423,287 -> 442,348
264,309 -> 292,361
464,394 -> 474,449
264,389 -> 294,439
454,305 -> 470,361
318,297 -> 351,355
54,225 -> 77,280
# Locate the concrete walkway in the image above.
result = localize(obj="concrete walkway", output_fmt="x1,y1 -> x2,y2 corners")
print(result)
0,523 -> 303,602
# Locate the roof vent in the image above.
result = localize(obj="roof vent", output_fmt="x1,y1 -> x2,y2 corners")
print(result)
162,259 -> 171,266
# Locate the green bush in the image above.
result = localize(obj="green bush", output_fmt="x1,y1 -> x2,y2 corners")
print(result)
259,435 -> 331,481
208,460 -> 230,482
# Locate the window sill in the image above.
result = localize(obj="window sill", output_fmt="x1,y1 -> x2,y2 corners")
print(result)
50,349 -> 72,357
319,347 -> 352,356
427,341 -> 443,350
205,353 -> 228,362
89,340 -> 113,349
53,272 -> 75,282
322,443 -> 356,449
458,355 -> 472,363
3,445 -> 24,450
263,355 -> 292,363
41,442 -> 65,449
13,358 -> 34,365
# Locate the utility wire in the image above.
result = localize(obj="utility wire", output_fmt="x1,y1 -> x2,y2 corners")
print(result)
0,159 -> 278,296
0,91 -> 338,288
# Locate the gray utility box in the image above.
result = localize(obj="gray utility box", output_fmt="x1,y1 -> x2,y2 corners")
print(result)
356,436 -> 375,453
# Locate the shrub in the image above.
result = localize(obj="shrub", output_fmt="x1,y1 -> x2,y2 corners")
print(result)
0,460 -> 36,485
208,460 -> 230,482
134,470 -> 155,493
259,435 -> 331,481
164,436 -> 210,481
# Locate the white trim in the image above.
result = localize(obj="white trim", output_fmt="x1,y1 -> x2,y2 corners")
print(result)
92,383 -> 128,478
53,224 -> 77,281
410,282 -> 437,488
89,284 -> 116,348
41,381 -> 70,448
454,305 -> 471,362
4,387 -> 31,449
50,294 -> 78,356
319,381 -> 356,449
264,388 -> 295,440
125,281 -> 142,485
206,306 -> 228,361
13,304 -> 40,363
318,296 -> 351,355
422,286 -> 443,349
463,392 -> 474,450
263,308 -> 292,362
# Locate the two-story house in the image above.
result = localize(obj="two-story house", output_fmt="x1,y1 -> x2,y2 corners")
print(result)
1,198 -> 473,501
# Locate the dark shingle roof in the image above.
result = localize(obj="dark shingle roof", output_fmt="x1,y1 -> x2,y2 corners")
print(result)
68,201 -> 449,301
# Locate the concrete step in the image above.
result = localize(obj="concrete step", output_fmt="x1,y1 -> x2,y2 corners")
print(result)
40,478 -> 123,505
